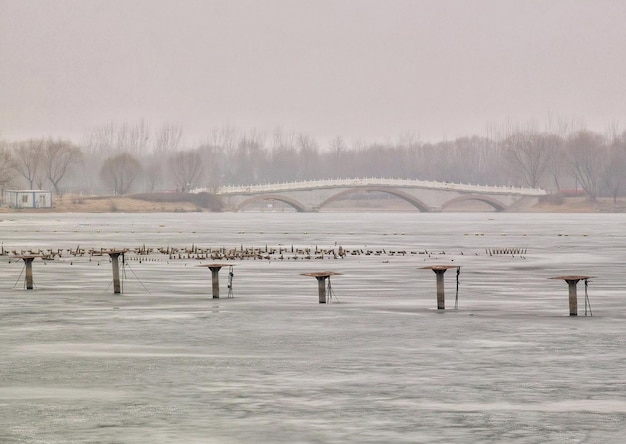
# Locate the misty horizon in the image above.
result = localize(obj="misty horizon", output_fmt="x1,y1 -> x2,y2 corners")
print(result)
2,0 -> 626,145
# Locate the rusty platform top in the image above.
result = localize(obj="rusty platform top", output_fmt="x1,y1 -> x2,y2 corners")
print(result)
197,263 -> 236,268
301,271 -> 343,278
549,275 -> 594,281
421,265 -> 460,271
104,249 -> 129,255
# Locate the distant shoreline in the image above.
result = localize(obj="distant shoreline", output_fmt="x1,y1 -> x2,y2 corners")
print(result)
2,194 -> 624,214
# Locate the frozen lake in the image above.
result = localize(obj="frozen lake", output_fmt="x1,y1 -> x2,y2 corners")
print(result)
1,212 -> 625,443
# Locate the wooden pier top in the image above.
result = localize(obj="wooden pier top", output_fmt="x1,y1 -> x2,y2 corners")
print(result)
301,271 -> 343,278
13,255 -> 41,260
421,265 -> 460,271
105,249 -> 129,255
549,275 -> 594,281
197,263 -> 235,268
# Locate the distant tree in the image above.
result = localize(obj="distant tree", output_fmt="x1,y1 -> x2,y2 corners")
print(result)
170,150 -> 203,191
12,139 -> 44,189
42,139 -> 81,194
566,131 -> 607,201
115,120 -> 151,156
142,153 -> 165,192
541,134 -> 566,192
153,122 -> 183,155
296,133 -> 319,180
229,131 -> 266,184
85,120 -> 151,156
503,131 -> 553,188
100,152 -> 143,195
194,141 -> 225,192
268,127 -> 298,182
0,141 -> 15,190
144,122 -> 184,191
602,132 -> 626,203
327,136 -> 347,178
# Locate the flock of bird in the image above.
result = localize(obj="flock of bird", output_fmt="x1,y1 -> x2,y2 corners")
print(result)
1,244 -> 527,262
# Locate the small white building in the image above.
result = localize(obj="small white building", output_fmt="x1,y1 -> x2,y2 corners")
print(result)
4,190 -> 53,209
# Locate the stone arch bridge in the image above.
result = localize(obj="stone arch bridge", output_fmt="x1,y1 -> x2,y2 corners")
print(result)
193,178 -> 546,212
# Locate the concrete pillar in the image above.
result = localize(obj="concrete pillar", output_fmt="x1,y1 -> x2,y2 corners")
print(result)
198,264 -> 235,299
108,252 -> 122,294
550,275 -> 593,316
434,269 -> 446,310
23,257 -> 35,290
422,265 -> 459,310
316,276 -> 327,303
565,279 -> 579,316
302,271 -> 342,304
208,265 -> 223,299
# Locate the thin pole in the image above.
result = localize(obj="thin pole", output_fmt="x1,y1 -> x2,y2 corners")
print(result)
455,267 -> 460,309
227,265 -> 234,298
584,279 -> 593,316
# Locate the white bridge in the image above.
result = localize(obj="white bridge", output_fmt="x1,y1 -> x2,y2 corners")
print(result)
193,178 -> 546,212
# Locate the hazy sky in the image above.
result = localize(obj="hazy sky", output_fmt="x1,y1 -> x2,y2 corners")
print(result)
2,0 -> 626,145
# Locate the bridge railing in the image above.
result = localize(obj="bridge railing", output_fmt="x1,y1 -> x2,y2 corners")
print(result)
191,178 -> 547,196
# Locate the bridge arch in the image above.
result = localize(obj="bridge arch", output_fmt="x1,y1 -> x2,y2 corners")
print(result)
235,194 -> 306,212
441,194 -> 506,212
318,187 -> 431,212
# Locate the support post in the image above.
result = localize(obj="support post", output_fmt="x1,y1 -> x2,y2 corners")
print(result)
108,252 -> 122,294
23,257 -> 35,290
434,269 -> 446,310
15,255 -> 40,290
302,271 -> 343,304
197,264 -> 236,299
209,265 -> 222,299
421,265 -> 459,310
316,276 -> 327,303
549,275 -> 593,316
566,279 -> 578,316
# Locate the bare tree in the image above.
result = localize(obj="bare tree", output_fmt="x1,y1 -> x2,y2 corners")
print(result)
566,131 -> 607,201
267,127 -> 298,182
170,150 -> 203,191
153,122 -> 183,155
296,133 -> 319,180
85,120 -> 151,155
327,136 -> 347,178
603,131 -> 626,203
42,139 -> 81,194
140,123 -> 184,191
540,134 -> 566,192
12,139 -> 44,189
0,141 -> 15,191
503,131 -> 552,188
117,120 -> 151,156
452,136 -> 499,184
100,152 -> 143,195
229,130 -> 266,184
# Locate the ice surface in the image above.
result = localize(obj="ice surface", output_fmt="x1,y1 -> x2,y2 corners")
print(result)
1,213 -> 625,443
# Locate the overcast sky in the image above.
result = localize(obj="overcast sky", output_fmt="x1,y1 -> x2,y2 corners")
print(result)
2,0 -> 626,146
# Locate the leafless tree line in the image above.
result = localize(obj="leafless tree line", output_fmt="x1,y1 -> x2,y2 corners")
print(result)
2,121 -> 626,202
